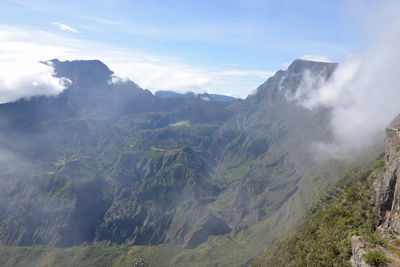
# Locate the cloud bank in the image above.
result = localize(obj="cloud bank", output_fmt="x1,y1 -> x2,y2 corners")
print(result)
294,1 -> 400,158
0,60 -> 69,103
0,35 -> 71,104
0,25 -> 271,99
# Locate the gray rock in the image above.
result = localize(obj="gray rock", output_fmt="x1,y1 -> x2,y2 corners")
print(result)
350,236 -> 375,267
374,129 -> 400,238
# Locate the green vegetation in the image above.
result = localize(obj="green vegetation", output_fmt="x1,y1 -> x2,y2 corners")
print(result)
366,232 -> 386,246
0,224 -> 277,267
0,244 -> 182,267
364,250 -> 388,266
386,128 -> 398,138
250,158 -> 385,267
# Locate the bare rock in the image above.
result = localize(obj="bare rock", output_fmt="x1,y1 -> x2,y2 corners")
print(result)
350,236 -> 400,267
350,236 -> 376,267
374,129 -> 400,238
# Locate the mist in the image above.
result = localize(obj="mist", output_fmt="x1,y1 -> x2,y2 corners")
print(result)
293,1 -> 400,158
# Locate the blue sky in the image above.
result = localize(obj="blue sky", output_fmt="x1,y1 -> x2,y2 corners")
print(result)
0,0 -> 378,97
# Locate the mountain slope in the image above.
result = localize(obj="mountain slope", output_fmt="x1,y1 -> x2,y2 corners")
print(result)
250,148 -> 383,266
0,58 -> 356,266
249,123 -> 400,267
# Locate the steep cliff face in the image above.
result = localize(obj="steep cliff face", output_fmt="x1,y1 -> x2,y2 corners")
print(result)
350,236 -> 400,267
374,128 -> 400,238
349,127 -> 400,267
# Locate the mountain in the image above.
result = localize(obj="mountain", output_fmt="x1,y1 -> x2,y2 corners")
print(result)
155,90 -> 237,102
0,58 -> 352,266
0,59 -> 235,249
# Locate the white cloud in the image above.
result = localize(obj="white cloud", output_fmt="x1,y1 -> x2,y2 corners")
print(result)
52,22 -> 78,33
292,1 -> 400,158
110,61 -> 212,93
0,25 -> 272,99
0,60 -> 70,103
110,63 -> 271,97
0,29 -> 72,103
299,54 -> 332,63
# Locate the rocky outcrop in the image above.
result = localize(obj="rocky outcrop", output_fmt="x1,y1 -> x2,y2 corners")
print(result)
350,129 -> 400,267
350,236 -> 400,267
374,129 -> 400,238
350,236 -> 377,267
351,127 -> 400,266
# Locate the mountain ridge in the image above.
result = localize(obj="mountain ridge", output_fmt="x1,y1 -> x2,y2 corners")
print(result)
155,90 -> 237,102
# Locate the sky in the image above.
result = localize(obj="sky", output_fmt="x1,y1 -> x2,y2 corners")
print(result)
0,0 -> 379,98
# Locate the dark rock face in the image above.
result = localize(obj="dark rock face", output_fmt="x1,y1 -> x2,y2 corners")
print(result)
287,59 -> 337,75
247,59 -> 338,104
0,58 -> 341,249
51,59 -> 158,118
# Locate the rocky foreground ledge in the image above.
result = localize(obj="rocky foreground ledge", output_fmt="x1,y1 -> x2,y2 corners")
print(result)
350,236 -> 400,267
351,127 -> 400,266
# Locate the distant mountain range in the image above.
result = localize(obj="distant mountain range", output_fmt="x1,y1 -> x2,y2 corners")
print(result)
0,58 -> 349,266
155,90 -> 237,102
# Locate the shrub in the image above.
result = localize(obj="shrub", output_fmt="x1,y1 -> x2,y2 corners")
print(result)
386,128 -> 397,138
364,250 -> 387,266
366,233 -> 386,246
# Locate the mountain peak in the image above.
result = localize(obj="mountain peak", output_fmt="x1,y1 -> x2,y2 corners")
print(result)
42,59 -> 157,117
287,59 -> 338,74
49,59 -> 113,85
248,59 -> 338,102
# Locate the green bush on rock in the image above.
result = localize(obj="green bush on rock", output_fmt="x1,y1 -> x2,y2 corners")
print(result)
364,250 -> 387,266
